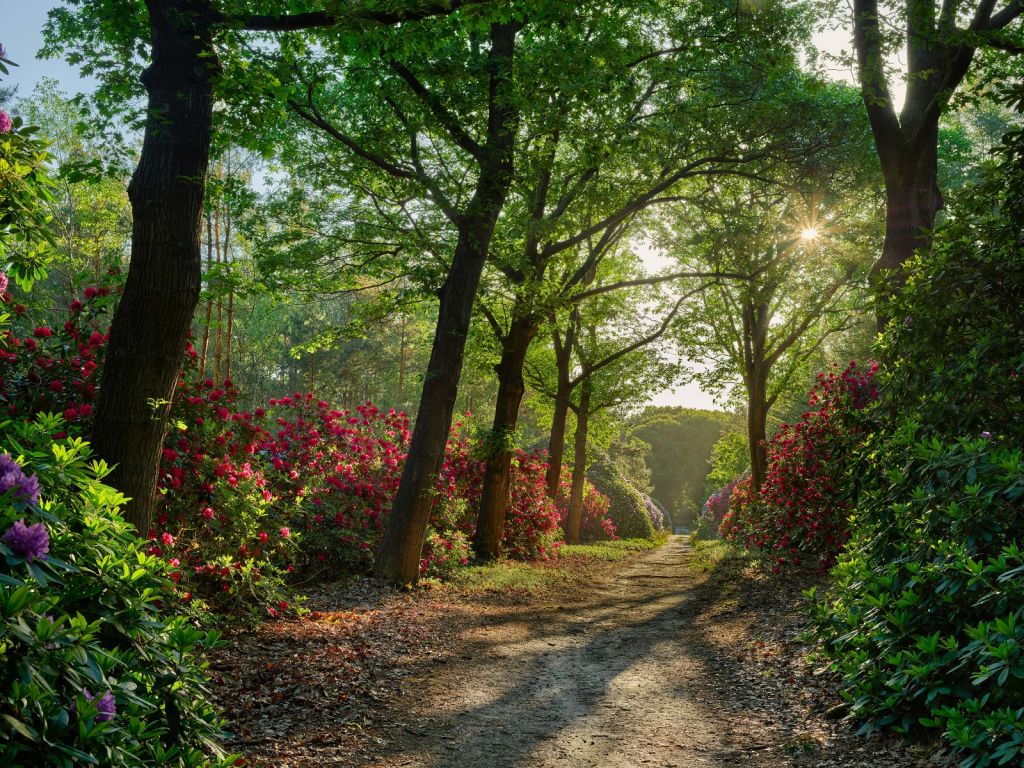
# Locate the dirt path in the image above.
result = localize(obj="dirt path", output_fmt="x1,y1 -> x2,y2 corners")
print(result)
370,536 -> 933,768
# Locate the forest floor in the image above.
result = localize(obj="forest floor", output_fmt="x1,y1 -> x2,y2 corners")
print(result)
209,536 -> 945,768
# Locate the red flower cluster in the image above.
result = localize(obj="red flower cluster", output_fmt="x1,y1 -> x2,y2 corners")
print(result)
720,361 -> 879,571
554,475 -> 618,542
2,284 -> 585,612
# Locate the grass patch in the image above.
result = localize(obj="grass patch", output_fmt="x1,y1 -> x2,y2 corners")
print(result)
443,536 -> 667,594
688,537 -> 754,576
561,537 -> 663,561
448,560 -> 570,594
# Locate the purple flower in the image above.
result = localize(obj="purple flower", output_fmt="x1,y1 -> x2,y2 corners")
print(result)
0,112 -> 11,134
86,689 -> 116,722
0,272 -> 7,294
2,519 -> 49,562
0,454 -> 40,504
981,431 -> 993,439
72,689 -> 117,722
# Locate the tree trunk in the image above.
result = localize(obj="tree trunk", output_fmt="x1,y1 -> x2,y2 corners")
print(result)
473,314 -> 538,560
373,21 -> 520,584
741,299 -> 770,493
91,0 -> 218,534
213,207 -> 223,382
198,211 -> 213,381
746,365 -> 768,493
545,322 -> 575,498
565,383 -> 591,545
873,130 -> 942,288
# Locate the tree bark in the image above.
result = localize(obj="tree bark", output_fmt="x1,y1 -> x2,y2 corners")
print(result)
565,382 -> 591,545
545,319 -> 576,498
746,366 -> 768,492
873,129 -> 941,284
373,21 -> 520,584
198,211 -> 214,381
741,299 -> 770,492
91,0 -> 218,534
473,314 -> 539,560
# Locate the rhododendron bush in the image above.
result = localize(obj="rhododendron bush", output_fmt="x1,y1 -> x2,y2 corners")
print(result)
698,475 -> 742,538
720,361 -> 878,570
555,475 -> 618,542
1,282 -> 576,614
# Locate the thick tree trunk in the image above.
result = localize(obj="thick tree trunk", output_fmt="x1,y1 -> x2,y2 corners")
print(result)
873,131 -> 941,288
91,0 -> 217,534
545,332 -> 573,498
565,385 -> 591,545
373,21 -> 520,584
473,315 -> 539,560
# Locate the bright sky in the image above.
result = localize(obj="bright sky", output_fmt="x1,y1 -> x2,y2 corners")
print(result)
2,3 -> 882,414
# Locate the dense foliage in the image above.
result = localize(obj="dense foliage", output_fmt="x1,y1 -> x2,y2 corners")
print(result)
812,127 -> 1024,765
0,418 -> 230,767
588,461 -> 656,540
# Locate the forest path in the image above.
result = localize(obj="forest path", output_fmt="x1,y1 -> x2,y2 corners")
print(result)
370,536 -> 907,768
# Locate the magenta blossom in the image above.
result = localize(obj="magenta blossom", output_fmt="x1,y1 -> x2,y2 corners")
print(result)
2,519 -> 49,562
0,112 -> 11,134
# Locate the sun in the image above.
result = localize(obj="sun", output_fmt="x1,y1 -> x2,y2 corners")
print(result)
800,227 -> 819,240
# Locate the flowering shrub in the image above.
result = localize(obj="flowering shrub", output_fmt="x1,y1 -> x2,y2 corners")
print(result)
554,474 -> 617,542
698,475 -> 742,538
419,528 -> 471,579
2,282 -> 572,610
642,494 -> 667,532
0,415 -> 232,766
812,134 -> 1024,766
721,361 -> 878,570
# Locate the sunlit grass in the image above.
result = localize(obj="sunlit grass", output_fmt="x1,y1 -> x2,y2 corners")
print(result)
443,537 -> 667,593
561,537 -> 664,561
688,536 -> 754,575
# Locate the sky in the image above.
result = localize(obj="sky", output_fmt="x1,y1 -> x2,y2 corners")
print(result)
1,3 -> 882,414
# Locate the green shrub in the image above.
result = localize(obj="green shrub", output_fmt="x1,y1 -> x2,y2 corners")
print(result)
0,415 -> 233,767
588,461 -> 655,540
812,115 -> 1024,767
811,437 -> 1024,765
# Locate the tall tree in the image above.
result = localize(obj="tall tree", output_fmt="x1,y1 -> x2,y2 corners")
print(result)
662,178 -> 877,490
527,280 -> 682,543
44,0 -> 490,532
848,0 -> 1023,291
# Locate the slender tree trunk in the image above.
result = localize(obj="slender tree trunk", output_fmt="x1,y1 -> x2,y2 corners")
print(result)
741,299 -> 771,492
397,313 -> 408,404
374,21 -> 519,584
223,204 -> 233,381
198,211 -> 213,380
91,0 -> 218,534
213,207 -> 223,382
565,383 -> 591,544
545,342 -> 573,498
473,314 -> 539,560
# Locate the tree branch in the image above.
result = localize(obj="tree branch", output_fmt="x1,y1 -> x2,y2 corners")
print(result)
239,0 -> 491,31
389,61 -> 483,160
